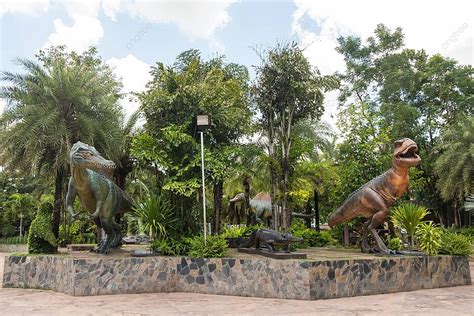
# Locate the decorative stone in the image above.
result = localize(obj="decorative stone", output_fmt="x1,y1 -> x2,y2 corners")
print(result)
2,254 -> 471,300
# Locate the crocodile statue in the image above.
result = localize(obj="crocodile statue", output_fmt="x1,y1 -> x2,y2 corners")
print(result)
66,141 -> 134,254
327,138 -> 421,254
228,192 -> 314,226
240,228 -> 303,252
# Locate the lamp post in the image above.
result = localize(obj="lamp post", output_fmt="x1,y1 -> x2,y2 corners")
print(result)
196,115 -> 211,242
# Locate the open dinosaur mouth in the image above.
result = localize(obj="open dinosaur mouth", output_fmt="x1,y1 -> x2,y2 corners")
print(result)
395,144 -> 420,163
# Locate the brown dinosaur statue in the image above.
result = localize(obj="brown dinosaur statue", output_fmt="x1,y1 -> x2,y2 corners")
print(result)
328,138 -> 421,254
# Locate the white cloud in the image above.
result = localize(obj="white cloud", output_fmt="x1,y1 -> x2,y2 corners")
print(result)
102,0 -> 121,21
106,54 -> 152,119
292,0 -> 473,128
42,1 -> 104,53
44,15 -> 104,52
0,0 -> 50,16
108,0 -> 238,41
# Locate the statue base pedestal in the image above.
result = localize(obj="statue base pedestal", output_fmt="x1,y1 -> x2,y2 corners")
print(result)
238,247 -> 307,259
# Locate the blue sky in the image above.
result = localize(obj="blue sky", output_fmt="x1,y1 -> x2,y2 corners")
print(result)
1,0 -> 472,122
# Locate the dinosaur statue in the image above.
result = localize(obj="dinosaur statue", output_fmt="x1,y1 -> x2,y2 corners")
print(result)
66,141 -> 134,254
240,228 -> 303,252
228,192 -> 315,226
327,138 -> 421,254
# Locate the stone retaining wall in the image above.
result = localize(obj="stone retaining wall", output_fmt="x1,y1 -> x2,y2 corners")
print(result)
3,255 -> 471,300
0,244 -> 27,253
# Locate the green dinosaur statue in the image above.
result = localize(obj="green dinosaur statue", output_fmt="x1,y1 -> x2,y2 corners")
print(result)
66,141 -> 134,254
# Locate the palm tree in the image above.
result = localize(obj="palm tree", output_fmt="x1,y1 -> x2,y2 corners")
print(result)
434,116 -> 473,204
0,46 -> 124,237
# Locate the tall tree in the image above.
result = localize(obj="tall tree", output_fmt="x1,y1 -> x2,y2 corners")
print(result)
135,50 -> 252,234
337,24 -> 474,226
253,42 -> 338,231
0,46 -> 124,237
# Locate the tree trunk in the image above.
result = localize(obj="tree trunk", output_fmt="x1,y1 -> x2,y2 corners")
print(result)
243,176 -> 251,225
212,181 -> 223,234
281,156 -> 289,232
314,190 -> 320,232
268,111 -> 279,231
53,166 -> 66,239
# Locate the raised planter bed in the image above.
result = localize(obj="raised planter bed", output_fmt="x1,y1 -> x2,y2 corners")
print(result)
3,253 -> 471,300
0,244 -> 27,253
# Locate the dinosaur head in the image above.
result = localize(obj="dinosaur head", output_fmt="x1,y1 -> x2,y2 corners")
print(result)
69,141 -> 116,171
275,232 -> 303,244
393,138 -> 421,167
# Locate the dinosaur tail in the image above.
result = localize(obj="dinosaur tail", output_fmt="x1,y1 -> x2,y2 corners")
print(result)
327,205 -> 357,228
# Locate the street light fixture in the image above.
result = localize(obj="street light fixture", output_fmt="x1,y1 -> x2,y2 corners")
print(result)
196,115 -> 211,242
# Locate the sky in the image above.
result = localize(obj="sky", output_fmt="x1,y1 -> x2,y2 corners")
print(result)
1,0 -> 472,125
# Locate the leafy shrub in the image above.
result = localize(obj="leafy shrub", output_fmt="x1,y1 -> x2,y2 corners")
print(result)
27,202 -> 57,254
290,220 -> 338,248
0,222 -> 16,237
220,226 -> 251,238
439,231 -> 472,257
0,235 -> 28,244
188,235 -> 228,258
391,203 -> 429,247
448,227 -> 474,242
150,237 -> 191,256
415,222 -> 442,256
386,237 -> 402,250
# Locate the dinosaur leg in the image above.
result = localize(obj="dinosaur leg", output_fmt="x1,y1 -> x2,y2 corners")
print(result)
110,219 -> 123,248
96,217 -> 115,254
362,190 -> 391,254
90,216 -> 106,253
361,220 -> 371,253
368,211 -> 390,254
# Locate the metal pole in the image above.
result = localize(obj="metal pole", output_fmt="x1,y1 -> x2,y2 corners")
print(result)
200,131 -> 207,242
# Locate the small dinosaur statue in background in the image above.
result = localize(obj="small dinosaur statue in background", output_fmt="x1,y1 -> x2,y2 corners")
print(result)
328,138 -> 421,254
66,142 -> 134,254
228,192 -> 315,226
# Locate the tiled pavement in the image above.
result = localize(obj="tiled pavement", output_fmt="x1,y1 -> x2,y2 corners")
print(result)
0,253 -> 472,316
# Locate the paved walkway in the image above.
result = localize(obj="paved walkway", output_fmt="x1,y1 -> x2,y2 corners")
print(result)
1,253 -> 473,316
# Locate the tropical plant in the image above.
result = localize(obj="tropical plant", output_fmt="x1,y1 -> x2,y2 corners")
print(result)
220,225 -> 251,239
387,237 -> 402,251
415,222 -> 443,255
0,46 -> 124,238
253,41 -> 338,230
434,116 -> 473,225
439,231 -> 472,257
0,236 -> 28,244
132,194 -> 178,240
27,201 -> 57,254
136,49 -> 252,234
289,220 -> 338,248
391,203 -> 429,248
150,237 -> 191,256
188,235 -> 228,258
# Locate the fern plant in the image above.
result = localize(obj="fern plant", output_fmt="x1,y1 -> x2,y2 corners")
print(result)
415,222 -> 442,255
188,235 -> 228,258
439,231 -> 472,257
391,203 -> 428,248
